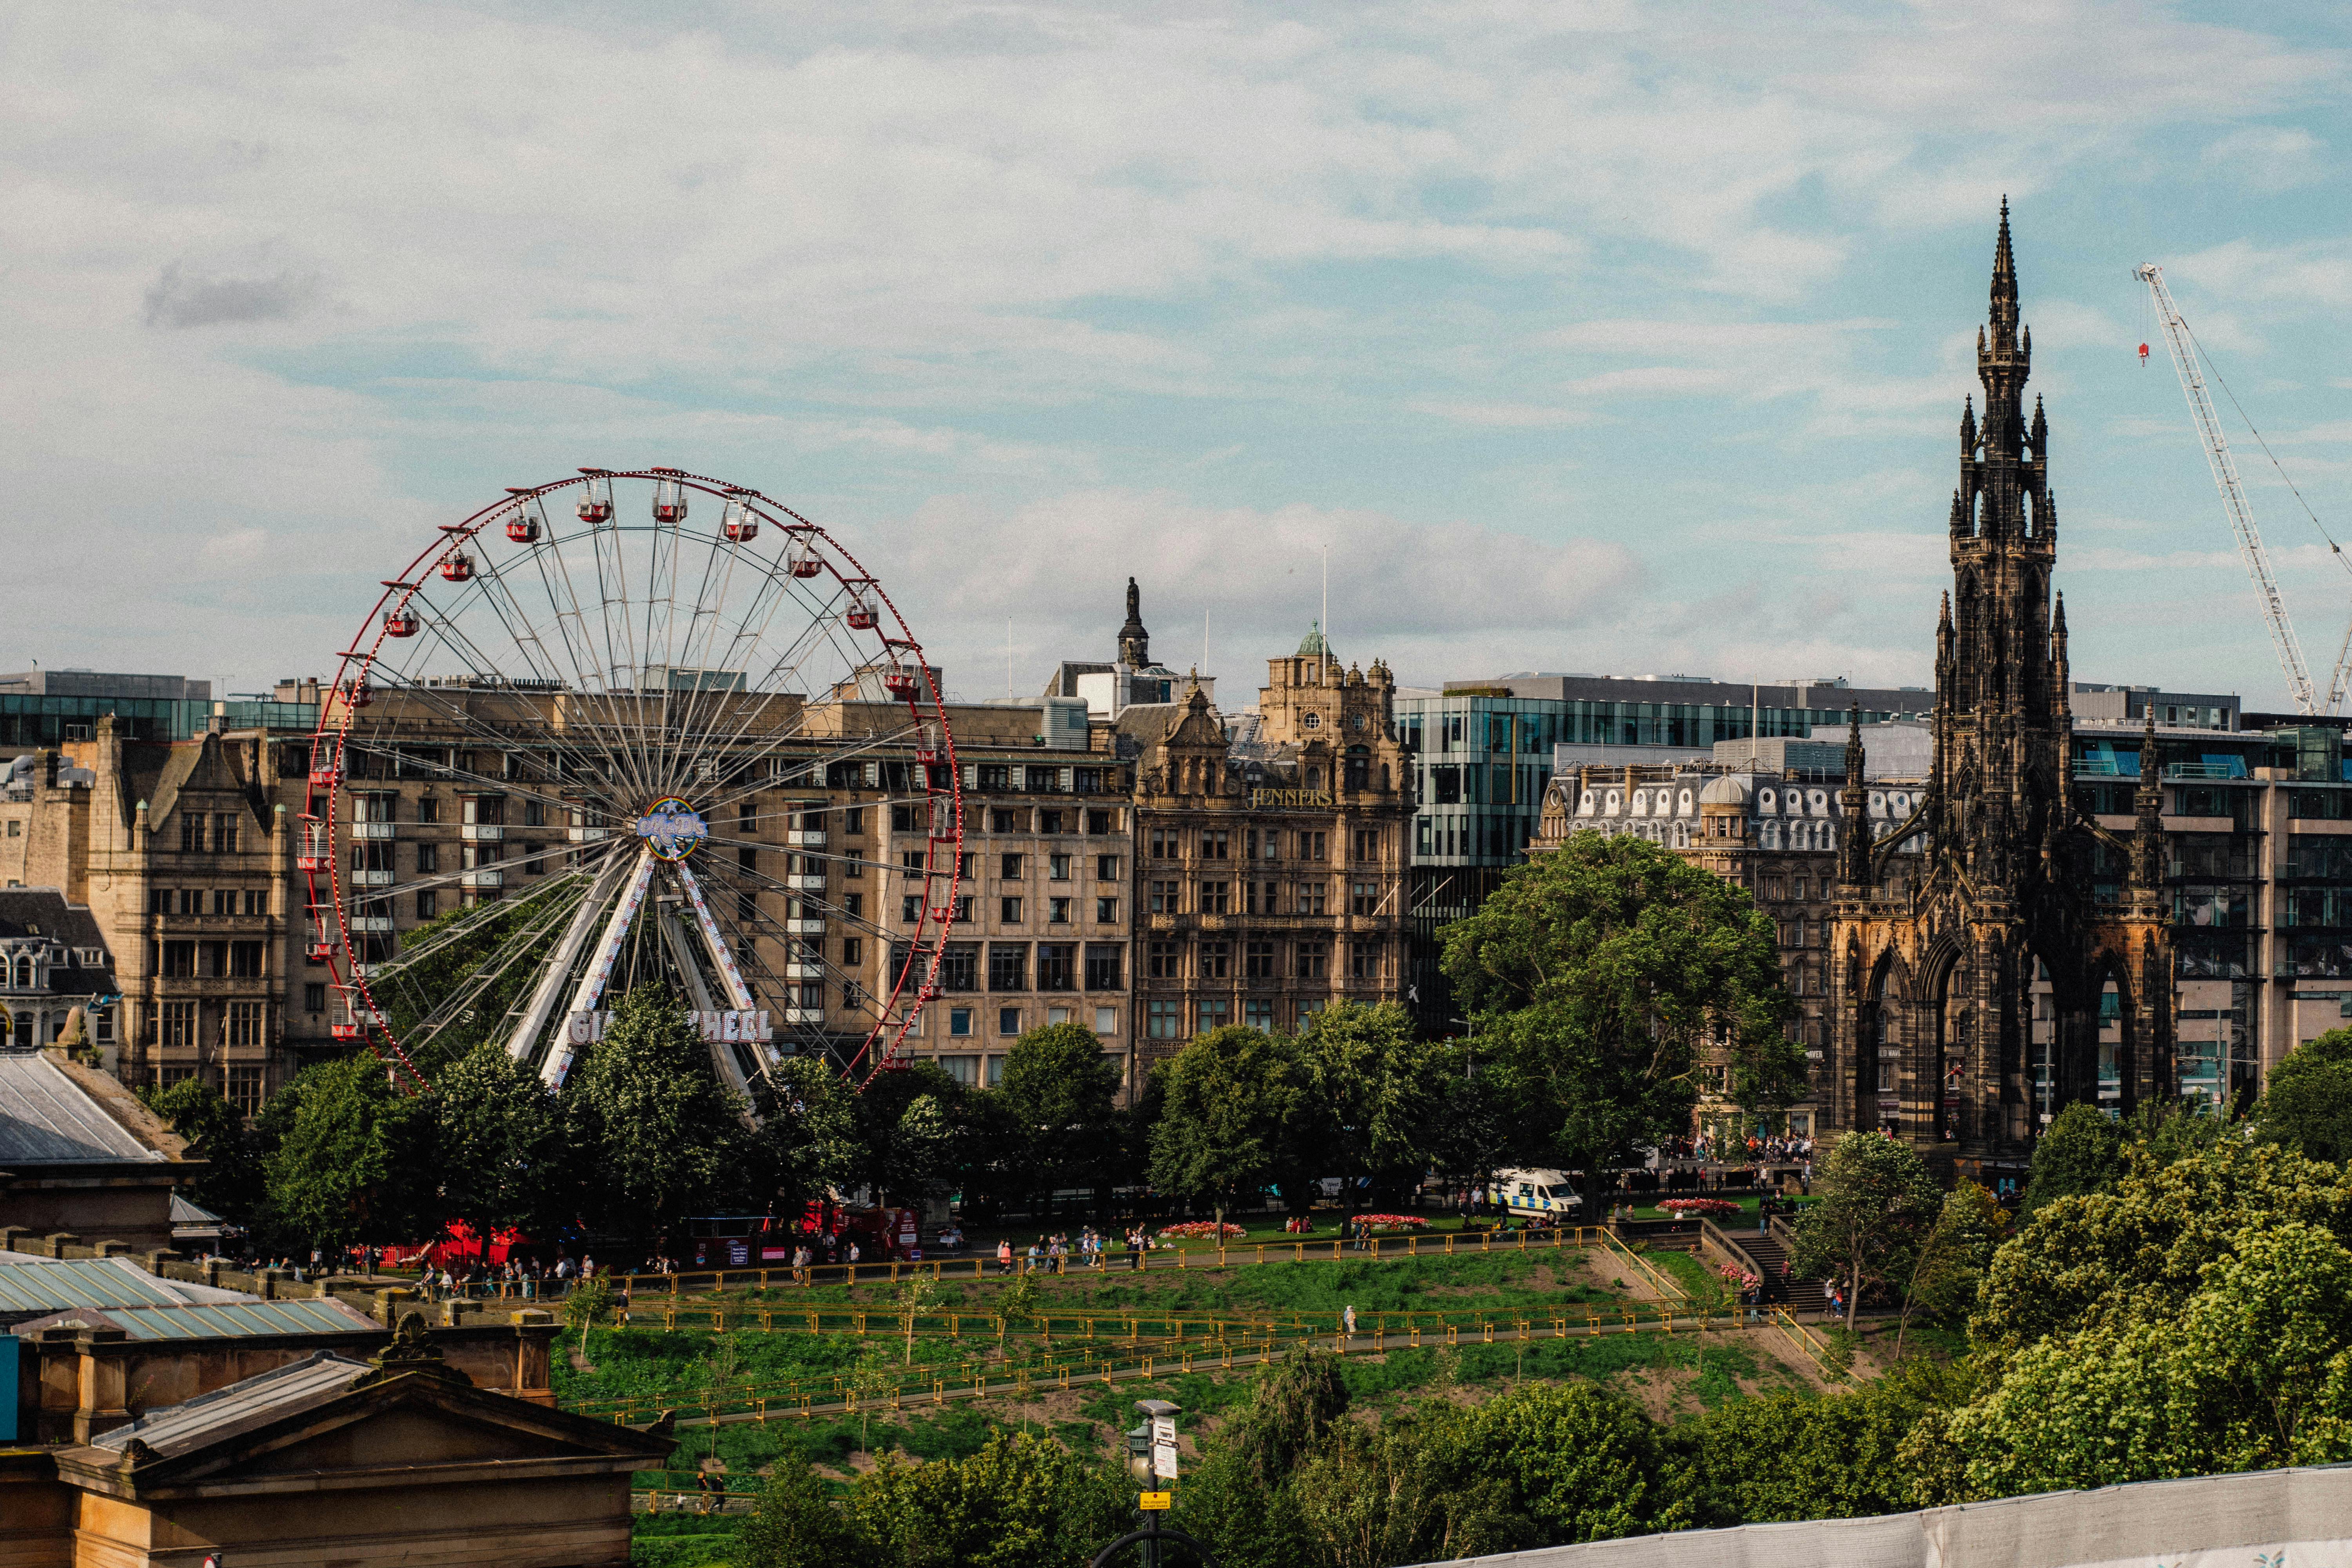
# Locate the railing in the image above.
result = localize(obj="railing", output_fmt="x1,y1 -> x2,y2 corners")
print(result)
597,1223 -> 1604,1299
565,1297 -> 1768,1428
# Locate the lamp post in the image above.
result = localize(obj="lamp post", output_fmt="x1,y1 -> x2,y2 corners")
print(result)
1094,1399 -> 1219,1568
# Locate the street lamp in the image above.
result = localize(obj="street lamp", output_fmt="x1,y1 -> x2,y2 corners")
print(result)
1097,1400 -> 1214,1568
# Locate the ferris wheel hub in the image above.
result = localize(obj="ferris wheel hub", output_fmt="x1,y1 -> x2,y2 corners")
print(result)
635,798 -> 709,861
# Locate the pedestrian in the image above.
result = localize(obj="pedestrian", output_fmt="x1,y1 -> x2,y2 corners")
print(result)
997,1238 -> 1014,1275
1343,1304 -> 1357,1341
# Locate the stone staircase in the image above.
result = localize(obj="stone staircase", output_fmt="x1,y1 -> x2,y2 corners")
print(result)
1721,1223 -> 1827,1317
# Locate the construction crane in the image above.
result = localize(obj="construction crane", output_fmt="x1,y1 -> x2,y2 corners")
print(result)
2136,262 -> 2352,715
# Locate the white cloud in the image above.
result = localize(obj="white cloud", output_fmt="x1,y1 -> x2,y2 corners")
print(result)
2201,125 -> 2328,193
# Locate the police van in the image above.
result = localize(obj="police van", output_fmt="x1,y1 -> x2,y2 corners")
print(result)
1486,1169 -> 1583,1220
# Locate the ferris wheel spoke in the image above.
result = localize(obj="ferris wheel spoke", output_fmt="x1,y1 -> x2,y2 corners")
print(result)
684,719 -> 931,827
338,698 -> 597,821
522,526 -> 664,803
657,581 -> 844,799
365,629 -> 619,803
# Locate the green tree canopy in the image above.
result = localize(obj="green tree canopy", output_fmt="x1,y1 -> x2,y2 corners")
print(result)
1149,1025 -> 1309,1234
844,1058 -> 962,1208
746,1054 -> 860,1214
844,1429 -> 1128,1568
1671,1360 -> 1967,1527
1447,1381 -> 1675,1545
143,1076 -> 267,1226
2020,1101 -> 2127,1215
431,1044 -> 563,1251
561,986 -> 750,1245
1296,1000 -> 1453,1210
998,1021 -> 1120,1202
1439,833 -> 1800,1178
2260,1027 -> 2352,1165
263,1054 -> 441,1251
1897,1180 -> 2012,1356
1791,1130 -> 1942,1329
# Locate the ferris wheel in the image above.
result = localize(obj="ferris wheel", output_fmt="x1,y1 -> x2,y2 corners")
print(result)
298,467 -> 962,1106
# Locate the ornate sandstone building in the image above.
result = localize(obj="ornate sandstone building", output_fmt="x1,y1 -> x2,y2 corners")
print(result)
1825,205 -> 2172,1167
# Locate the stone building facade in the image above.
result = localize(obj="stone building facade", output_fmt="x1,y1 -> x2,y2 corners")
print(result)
1125,628 -> 1416,1077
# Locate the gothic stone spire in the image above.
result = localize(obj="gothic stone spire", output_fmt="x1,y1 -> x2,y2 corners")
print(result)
1118,576 -> 1150,668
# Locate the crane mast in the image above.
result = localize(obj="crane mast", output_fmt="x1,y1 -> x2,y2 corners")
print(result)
2136,262 -> 2319,716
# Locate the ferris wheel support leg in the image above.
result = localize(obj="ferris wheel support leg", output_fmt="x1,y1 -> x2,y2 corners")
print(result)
669,859 -> 759,1011
654,891 -> 761,1126
539,848 -> 658,1090
505,850 -> 637,1068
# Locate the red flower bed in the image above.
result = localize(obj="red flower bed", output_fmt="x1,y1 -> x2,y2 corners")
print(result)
1358,1214 -> 1427,1230
1158,1221 -> 1247,1240
1661,1198 -> 1741,1218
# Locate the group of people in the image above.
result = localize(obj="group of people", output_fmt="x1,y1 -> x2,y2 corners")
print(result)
416,1253 -> 599,1302
991,1225 -> 1156,1273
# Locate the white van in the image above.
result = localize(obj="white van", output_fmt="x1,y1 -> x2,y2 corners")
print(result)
1487,1168 -> 1583,1219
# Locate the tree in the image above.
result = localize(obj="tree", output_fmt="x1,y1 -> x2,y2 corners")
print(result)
844,1058 -> 961,1209
562,986 -> 749,1245
1427,1050 -> 1514,1218
1791,1131 -> 1941,1330
1439,834 -> 1801,1187
1672,1357 -> 1969,1526
999,1022 -> 1120,1213
264,1054 -> 441,1252
731,1441 -> 857,1568
1295,1000 -> 1452,1214
1448,1381 -> 1675,1544
1896,1181 -> 2011,1357
2261,1027 -> 2352,1165
2020,1101 -> 2127,1215
1149,1025 -> 1307,1237
849,1429 -> 1129,1568
1290,1417 -> 1448,1568
563,1274 -> 613,1354
746,1055 -> 860,1216
432,1044 -> 563,1256
143,1076 -> 267,1227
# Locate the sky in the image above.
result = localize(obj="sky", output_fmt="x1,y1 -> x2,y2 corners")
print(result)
6,2 -> 2352,712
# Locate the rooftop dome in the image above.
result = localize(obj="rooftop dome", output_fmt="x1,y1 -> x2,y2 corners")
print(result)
1297,621 -> 1331,657
1699,774 -> 1753,806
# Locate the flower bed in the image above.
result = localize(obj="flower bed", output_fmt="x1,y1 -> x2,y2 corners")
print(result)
1717,1262 -> 1761,1289
1157,1221 -> 1247,1241
1357,1214 -> 1427,1231
1659,1198 -> 1741,1218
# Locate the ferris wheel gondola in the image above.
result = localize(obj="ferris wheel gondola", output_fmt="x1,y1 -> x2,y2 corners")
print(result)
303,469 -> 962,1108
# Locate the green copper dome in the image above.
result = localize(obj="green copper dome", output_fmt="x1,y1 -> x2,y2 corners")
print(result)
1297,622 -> 1330,657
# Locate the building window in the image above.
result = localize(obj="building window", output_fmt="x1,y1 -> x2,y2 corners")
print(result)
904,896 -> 922,923
843,937 -> 862,966
844,807 -> 864,836
91,1009 -> 113,1042
227,1000 -> 264,1047
1200,941 -> 1231,980
1300,831 -> 1327,861
1245,940 -> 1275,978
999,1007 -> 1022,1036
1295,882 -> 1328,916
215,815 -> 240,855
1351,880 -> 1380,916
1049,897 -> 1073,924
1096,854 -> 1121,882
1087,809 -> 1114,835
1049,853 -> 1071,881
1300,998 -> 1326,1030
1085,944 -> 1123,991
949,1008 -> 974,1038
1353,829 -> 1381,861
158,1064 -> 195,1089
986,1054 -> 1006,1086
1877,1062 -> 1896,1093
304,983 -> 327,1013
162,941 -> 196,978
941,1053 -> 978,1083
1148,940 -> 1182,979
1199,881 -> 1230,915
1000,897 -> 1024,924
842,893 -> 862,919
991,808 -> 1020,833
1094,1006 -> 1117,1034
1200,998 -> 1230,1031
1150,828 -> 1178,859
989,944 -> 1028,991
1297,942 -> 1328,980
416,795 -> 441,823
1001,853 -> 1024,879
230,942 -> 265,978
1095,895 -> 1119,924
1349,938 -> 1382,980
160,1000 -> 197,1047
179,815 -> 203,854
1149,880 -> 1181,914
1147,999 -> 1182,1039
1200,830 -> 1229,860
1038,944 -> 1075,991
244,889 -> 267,916
1041,809 -> 1066,834
940,945 -> 978,991
1245,998 -> 1274,1031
